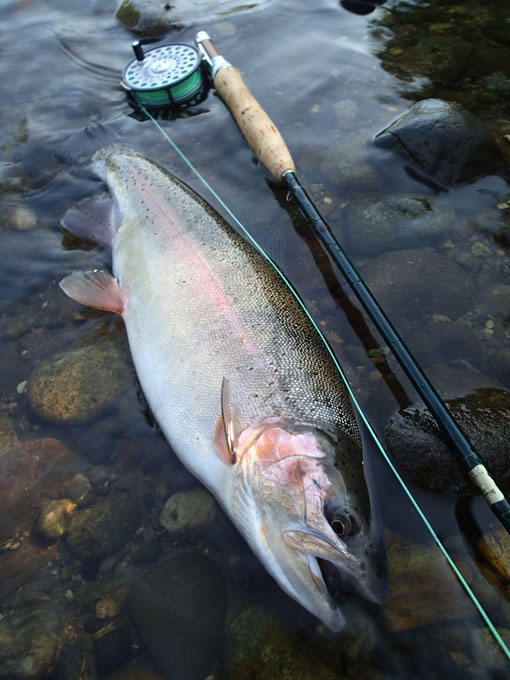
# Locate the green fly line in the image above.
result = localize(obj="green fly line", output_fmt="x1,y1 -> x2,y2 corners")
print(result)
141,104 -> 510,661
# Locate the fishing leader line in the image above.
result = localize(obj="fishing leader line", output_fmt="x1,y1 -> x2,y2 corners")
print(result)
140,103 -> 510,661
121,31 -> 510,532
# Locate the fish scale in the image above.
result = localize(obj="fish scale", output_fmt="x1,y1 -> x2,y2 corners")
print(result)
107,152 -> 358,440
60,148 -> 387,630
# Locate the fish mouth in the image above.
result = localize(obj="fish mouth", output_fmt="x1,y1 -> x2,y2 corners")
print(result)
272,537 -> 347,632
259,523 -> 387,631
234,420 -> 387,629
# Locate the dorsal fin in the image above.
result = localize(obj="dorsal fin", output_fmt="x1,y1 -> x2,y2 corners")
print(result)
59,270 -> 126,314
221,377 -> 238,465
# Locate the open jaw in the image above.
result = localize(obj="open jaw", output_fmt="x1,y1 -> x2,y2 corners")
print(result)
263,518 -> 385,631
226,418 -> 388,631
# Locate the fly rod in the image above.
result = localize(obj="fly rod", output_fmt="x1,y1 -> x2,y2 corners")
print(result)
195,31 -> 510,534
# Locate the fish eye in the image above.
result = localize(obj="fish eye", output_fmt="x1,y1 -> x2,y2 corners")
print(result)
329,514 -> 358,538
330,516 -> 350,537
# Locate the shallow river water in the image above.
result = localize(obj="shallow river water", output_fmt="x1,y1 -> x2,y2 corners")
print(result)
1,0 -> 510,678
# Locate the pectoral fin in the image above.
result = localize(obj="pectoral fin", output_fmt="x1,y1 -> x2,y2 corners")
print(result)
214,378 -> 240,465
221,377 -> 238,464
59,270 -> 126,314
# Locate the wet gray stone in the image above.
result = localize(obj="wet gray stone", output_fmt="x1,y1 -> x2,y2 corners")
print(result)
27,343 -> 128,424
343,194 -> 454,256
66,492 -> 140,562
489,348 -> 510,388
360,249 -> 474,330
128,554 -> 227,680
374,99 -> 504,186
116,0 -> 173,35
386,387 -> 510,494
0,582 -> 63,679
159,489 -> 216,534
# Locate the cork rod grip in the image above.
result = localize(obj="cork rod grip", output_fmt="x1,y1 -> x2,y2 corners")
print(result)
213,66 -> 295,181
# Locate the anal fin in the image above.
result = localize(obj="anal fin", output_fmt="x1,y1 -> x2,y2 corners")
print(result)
59,270 -> 125,314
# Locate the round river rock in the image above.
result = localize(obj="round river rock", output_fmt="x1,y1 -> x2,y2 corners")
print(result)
343,193 -> 454,256
159,488 -> 216,534
128,554 -> 227,680
66,492 -> 140,562
374,98 -> 504,186
27,343 -> 128,424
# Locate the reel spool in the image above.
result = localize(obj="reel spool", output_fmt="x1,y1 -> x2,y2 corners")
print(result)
121,37 -> 210,113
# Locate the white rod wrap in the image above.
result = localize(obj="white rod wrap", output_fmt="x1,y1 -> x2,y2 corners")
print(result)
469,464 -> 505,505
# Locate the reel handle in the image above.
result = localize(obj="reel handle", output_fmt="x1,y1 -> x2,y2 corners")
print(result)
196,33 -> 295,181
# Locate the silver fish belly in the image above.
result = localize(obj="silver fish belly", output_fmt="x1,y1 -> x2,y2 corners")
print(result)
60,149 -> 387,631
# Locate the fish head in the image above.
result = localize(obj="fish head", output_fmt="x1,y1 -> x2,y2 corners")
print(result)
233,419 -> 387,631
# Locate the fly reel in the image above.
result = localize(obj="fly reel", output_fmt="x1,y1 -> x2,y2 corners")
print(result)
121,36 -> 211,114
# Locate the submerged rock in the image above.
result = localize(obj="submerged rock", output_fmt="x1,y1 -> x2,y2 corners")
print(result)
128,554 -> 227,680
0,581 -> 64,679
63,473 -> 95,507
35,499 -> 76,543
0,434 -> 80,545
386,387 -> 510,494
159,488 -> 216,534
226,605 -> 337,680
95,592 -> 121,620
27,343 -> 128,424
343,193 -> 454,256
406,316 -> 483,370
473,526 -> 510,584
360,249 -> 474,330
95,629 -> 131,675
477,284 -> 510,320
374,99 -> 504,186
384,533 -> 497,631
66,492 -> 140,562
115,0 -> 266,35
0,540 -> 58,602
0,414 -> 18,456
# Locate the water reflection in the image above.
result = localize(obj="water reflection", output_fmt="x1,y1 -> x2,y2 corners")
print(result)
1,0 -> 510,677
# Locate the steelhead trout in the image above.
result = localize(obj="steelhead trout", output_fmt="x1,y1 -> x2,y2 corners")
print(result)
60,149 -> 387,630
